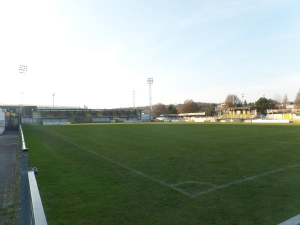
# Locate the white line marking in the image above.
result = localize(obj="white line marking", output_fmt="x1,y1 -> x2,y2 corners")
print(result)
171,180 -> 218,188
35,128 -> 300,199
192,163 -> 300,198
39,129 -> 193,197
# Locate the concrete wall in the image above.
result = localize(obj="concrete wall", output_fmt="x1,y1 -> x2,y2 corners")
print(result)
93,118 -> 110,123
194,117 -> 216,122
22,117 -> 69,124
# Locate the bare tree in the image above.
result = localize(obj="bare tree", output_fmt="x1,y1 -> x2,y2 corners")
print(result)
282,94 -> 289,108
152,103 -> 167,117
294,89 -> 300,109
273,94 -> 282,105
224,94 -> 242,108
179,99 -> 199,113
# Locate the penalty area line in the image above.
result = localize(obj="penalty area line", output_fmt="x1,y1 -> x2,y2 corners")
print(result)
191,163 -> 300,198
37,129 -> 193,198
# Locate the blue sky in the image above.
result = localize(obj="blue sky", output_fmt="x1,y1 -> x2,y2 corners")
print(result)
0,0 -> 300,108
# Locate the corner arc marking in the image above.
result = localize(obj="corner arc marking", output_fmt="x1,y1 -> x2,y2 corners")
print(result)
171,180 -> 218,188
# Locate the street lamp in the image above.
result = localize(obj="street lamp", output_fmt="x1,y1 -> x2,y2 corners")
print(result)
52,93 -> 56,107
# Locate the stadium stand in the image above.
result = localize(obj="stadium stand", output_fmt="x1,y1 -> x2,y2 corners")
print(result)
19,107 -> 141,124
85,112 -> 92,117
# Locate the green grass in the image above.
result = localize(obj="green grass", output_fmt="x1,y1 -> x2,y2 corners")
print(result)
23,123 -> 300,225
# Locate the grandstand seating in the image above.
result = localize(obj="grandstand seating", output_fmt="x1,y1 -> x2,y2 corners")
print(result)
77,114 -> 85,118
33,108 -> 140,124
85,112 -> 92,117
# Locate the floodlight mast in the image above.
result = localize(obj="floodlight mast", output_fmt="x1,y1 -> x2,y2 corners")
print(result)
52,93 -> 56,107
19,65 -> 27,124
147,78 -> 153,117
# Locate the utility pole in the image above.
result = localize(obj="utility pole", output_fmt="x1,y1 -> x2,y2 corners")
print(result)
242,93 -> 244,107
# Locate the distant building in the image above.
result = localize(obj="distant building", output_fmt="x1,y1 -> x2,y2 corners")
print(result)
266,107 -> 300,122
157,112 -> 214,122
23,107 -> 141,124
0,104 -> 141,125
217,106 -> 257,120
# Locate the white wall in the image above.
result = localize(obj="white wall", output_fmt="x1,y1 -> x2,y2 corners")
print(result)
252,119 -> 290,123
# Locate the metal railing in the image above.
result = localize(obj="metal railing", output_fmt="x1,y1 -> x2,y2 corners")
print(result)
28,171 -> 47,225
20,125 -> 47,225
20,125 -> 28,151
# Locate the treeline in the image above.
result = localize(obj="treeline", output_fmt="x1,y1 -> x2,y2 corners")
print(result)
152,89 -> 300,117
152,100 -> 216,117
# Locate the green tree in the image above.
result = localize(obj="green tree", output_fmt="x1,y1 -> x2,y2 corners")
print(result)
255,97 -> 276,115
152,103 -> 167,117
248,102 -> 255,107
166,104 -> 178,114
206,104 -> 216,116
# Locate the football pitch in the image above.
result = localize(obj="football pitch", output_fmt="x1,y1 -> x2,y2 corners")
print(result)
23,123 -> 300,225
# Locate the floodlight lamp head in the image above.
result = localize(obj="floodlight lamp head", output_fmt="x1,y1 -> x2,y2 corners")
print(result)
19,65 -> 27,73
147,78 -> 153,84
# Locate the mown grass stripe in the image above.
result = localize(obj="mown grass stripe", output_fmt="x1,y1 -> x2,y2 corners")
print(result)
37,128 -> 193,198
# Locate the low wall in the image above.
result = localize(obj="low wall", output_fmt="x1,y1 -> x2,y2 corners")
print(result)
43,122 -> 71,125
252,119 -> 290,123
194,118 -> 206,122
171,119 -> 185,122
194,118 -> 216,122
